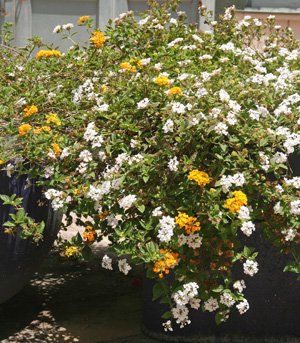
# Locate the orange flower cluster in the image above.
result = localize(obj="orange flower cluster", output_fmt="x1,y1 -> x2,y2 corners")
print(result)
175,212 -> 200,234
51,143 -> 62,158
33,126 -> 52,134
120,62 -> 137,72
83,226 -> 96,242
19,124 -> 32,136
188,170 -> 210,186
168,87 -> 183,96
24,105 -> 38,117
99,211 -> 108,219
225,190 -> 247,213
153,249 -> 179,278
36,50 -> 62,59
78,15 -> 90,23
90,31 -> 105,48
154,75 -> 170,85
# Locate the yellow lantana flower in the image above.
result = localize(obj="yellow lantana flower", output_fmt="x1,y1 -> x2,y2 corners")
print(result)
36,50 -> 62,59
90,31 -> 105,48
19,124 -> 32,136
78,15 -> 90,23
24,105 -> 38,117
188,170 -> 210,186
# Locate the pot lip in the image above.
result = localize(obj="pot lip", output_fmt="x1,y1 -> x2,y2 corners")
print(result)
142,324 -> 300,343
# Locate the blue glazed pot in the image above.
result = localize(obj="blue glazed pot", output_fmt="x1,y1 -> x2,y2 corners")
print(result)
0,168 -> 62,304
143,153 -> 300,342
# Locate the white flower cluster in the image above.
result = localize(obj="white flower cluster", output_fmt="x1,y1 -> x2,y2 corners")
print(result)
5,163 -> 14,178
220,292 -> 235,307
119,194 -> 137,209
236,299 -> 250,314
238,206 -> 251,220
243,259 -> 259,277
163,119 -> 174,133
273,201 -> 281,214
86,182 -> 111,203
233,280 -> 246,293
258,152 -> 270,171
240,221 -> 255,237
158,216 -> 175,242
84,122 -> 104,148
101,255 -> 113,270
172,102 -> 186,114
137,98 -> 150,109
290,200 -> 300,215
220,173 -> 246,193
168,156 -> 179,171
162,320 -> 173,332
204,296 -> 219,312
219,89 -> 230,103
284,177 -> 300,189
177,232 -> 203,249
152,206 -> 163,217
281,228 -> 296,241
118,259 -> 132,275
214,122 -> 228,136
271,152 -> 287,164
172,282 -> 200,328
44,189 -> 64,210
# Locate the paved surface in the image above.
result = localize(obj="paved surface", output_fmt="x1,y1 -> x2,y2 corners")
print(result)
0,218 -> 166,343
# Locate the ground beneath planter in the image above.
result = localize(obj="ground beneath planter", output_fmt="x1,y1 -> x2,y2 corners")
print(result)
0,222 -> 163,343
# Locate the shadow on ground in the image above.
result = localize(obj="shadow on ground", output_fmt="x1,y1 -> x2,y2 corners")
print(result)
0,245 -> 161,343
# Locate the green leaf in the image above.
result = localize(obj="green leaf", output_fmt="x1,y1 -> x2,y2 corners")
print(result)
212,285 -> 224,293
0,194 -> 12,204
143,175 -> 149,183
3,221 -> 16,227
283,261 -> 300,274
160,296 -> 171,304
138,204 -> 145,213
16,208 -> 25,222
152,281 -> 165,301
161,311 -> 172,319
73,232 -> 83,245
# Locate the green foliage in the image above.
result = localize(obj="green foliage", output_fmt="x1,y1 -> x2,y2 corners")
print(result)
1,0 -> 300,330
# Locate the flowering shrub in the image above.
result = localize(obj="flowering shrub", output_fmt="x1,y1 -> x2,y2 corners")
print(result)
1,0 -> 300,330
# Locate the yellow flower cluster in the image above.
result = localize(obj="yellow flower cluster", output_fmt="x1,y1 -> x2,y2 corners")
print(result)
74,186 -> 88,195
154,75 -> 170,85
90,31 -> 105,48
65,246 -> 78,257
120,62 -> 137,72
78,15 -> 90,23
225,190 -> 248,213
33,126 -> 52,134
51,143 -> 62,158
130,57 -> 142,67
175,212 -> 200,234
46,113 -> 61,126
188,170 -> 210,186
153,249 -> 179,278
83,226 -> 96,242
36,50 -> 62,59
24,105 -> 38,117
168,87 -> 183,96
19,124 -> 32,136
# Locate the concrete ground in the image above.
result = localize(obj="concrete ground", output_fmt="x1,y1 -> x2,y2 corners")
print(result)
0,219 -> 165,343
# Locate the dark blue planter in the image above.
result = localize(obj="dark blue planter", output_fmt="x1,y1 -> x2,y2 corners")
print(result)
0,168 -> 62,304
143,229 -> 300,342
143,153 -> 300,342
